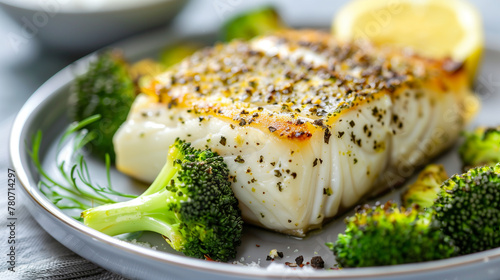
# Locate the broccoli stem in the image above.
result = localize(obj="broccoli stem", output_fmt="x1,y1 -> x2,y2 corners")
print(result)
82,139 -> 242,261
141,144 -> 181,197
82,191 -> 184,251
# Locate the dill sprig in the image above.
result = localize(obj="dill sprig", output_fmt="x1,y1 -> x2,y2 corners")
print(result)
29,115 -> 137,219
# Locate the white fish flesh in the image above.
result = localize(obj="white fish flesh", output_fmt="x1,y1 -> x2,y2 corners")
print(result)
114,30 -> 476,236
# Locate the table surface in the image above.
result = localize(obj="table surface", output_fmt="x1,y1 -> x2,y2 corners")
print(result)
1,0 -> 500,279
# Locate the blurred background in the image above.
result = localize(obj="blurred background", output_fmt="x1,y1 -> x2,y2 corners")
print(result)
0,0 -> 499,120
0,0 -> 499,278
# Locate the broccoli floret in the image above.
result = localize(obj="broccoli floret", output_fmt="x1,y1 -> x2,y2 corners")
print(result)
82,139 -> 243,261
459,126 -> 500,170
401,164 -> 449,209
433,164 -> 500,255
70,51 -> 166,162
328,202 -> 457,268
69,51 -> 136,162
220,6 -> 287,42
329,164 -> 500,266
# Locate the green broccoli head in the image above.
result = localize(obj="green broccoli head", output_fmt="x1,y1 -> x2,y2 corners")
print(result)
402,164 -> 449,209
82,139 -> 243,261
459,126 -> 500,170
329,202 -> 457,268
433,164 -> 500,255
220,6 -> 287,42
70,51 -> 136,162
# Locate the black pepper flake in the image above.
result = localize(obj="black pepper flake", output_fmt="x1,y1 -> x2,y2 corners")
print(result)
295,256 -> 304,266
266,256 -> 272,261
313,119 -> 325,127
274,170 -> 282,177
338,131 -> 345,138
277,182 -> 283,192
310,256 -> 324,268
277,252 -> 284,258
288,219 -> 292,223
268,126 -> 277,132
220,136 -> 226,146
259,155 -> 264,163
230,124 -> 235,129
349,120 -> 355,127
239,119 -> 247,126
291,172 -> 297,179
350,131 -> 357,144
324,128 -> 332,144
234,156 -> 245,163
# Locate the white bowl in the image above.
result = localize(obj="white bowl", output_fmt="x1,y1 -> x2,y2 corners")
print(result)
0,0 -> 188,54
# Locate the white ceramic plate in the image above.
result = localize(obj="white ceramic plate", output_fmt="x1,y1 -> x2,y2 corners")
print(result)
10,27 -> 500,279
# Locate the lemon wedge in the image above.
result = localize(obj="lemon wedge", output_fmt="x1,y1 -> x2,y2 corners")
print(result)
332,0 -> 483,82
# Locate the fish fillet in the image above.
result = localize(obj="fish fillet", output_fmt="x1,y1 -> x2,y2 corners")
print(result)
114,30 -> 476,236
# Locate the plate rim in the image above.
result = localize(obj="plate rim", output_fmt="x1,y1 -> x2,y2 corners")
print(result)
10,27 -> 500,279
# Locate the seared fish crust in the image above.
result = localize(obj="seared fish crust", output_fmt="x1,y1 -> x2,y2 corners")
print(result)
115,30 -> 476,236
